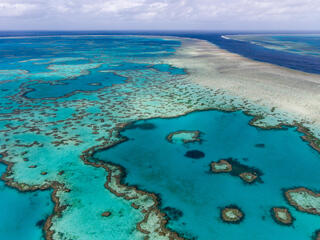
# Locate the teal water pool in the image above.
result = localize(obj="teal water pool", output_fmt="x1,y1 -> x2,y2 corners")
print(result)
95,110 -> 320,239
0,164 -> 53,240
1,33 -> 320,239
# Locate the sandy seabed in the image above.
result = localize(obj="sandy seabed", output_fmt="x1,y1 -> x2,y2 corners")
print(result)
166,37 -> 320,127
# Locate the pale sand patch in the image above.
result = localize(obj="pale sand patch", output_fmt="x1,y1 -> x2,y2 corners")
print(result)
166,38 -> 320,127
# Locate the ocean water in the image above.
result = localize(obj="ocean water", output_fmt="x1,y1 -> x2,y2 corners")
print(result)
0,165 -> 53,240
2,31 -> 320,74
176,32 -> 320,74
95,110 -> 320,240
225,34 -> 320,57
0,32 -> 320,239
0,35 -> 186,239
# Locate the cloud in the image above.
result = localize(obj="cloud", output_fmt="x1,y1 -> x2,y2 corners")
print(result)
81,0 -> 146,14
0,0 -> 319,30
0,2 -> 38,17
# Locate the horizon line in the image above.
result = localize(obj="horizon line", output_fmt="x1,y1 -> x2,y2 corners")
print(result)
1,30 -> 320,33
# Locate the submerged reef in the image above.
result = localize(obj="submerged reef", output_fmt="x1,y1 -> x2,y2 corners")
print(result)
0,35 -> 196,240
210,158 -> 262,184
271,207 -> 294,226
313,230 -> 320,240
239,172 -> 258,183
220,205 -> 244,224
92,109 -> 320,239
284,188 -> 320,215
210,159 -> 232,173
101,211 -> 112,217
184,150 -> 205,159
1,35 -> 320,240
81,149 -> 186,240
163,207 -> 183,221
126,122 -> 157,130
166,130 -> 201,144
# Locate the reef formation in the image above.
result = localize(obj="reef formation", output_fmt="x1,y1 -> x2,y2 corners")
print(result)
1,35 -> 320,240
210,158 -> 262,184
271,207 -> 294,226
166,130 -> 201,144
285,188 -> 320,215
220,205 -> 244,224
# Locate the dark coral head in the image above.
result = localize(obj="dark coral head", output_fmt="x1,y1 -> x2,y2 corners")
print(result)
36,219 -> 46,228
184,150 -> 205,159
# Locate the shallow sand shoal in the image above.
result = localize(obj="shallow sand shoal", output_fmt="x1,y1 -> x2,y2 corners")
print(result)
166,38 -> 320,126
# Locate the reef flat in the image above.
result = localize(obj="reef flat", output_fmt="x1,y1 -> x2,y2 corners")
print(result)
0,35 -> 205,239
166,130 -> 201,144
1,34 -> 320,240
271,207 -> 294,226
211,159 -> 232,173
220,205 -> 244,224
166,37 -> 320,140
210,158 -> 262,184
285,188 -> 320,215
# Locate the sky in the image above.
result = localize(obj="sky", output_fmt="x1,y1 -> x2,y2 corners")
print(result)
0,0 -> 319,31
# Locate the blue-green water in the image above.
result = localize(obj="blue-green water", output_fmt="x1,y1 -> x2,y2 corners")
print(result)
0,165 -> 53,240
95,110 -> 320,239
24,70 -> 126,99
0,34 -> 197,239
1,32 -> 320,239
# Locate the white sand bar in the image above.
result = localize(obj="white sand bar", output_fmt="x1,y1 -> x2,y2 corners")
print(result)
166,38 -> 320,130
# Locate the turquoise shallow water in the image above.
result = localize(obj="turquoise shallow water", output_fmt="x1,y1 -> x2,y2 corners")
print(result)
24,70 -> 126,99
0,35 -> 193,239
95,110 -> 320,239
0,164 -> 53,240
1,33 -> 320,239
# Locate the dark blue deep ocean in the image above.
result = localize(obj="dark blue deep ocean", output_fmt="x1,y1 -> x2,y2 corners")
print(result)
1,31 -> 320,74
1,31 -> 320,240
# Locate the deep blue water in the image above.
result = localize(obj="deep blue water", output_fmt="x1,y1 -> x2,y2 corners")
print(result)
1,31 -> 320,74
232,35 -> 320,57
1,31 -> 320,239
181,33 -> 320,74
